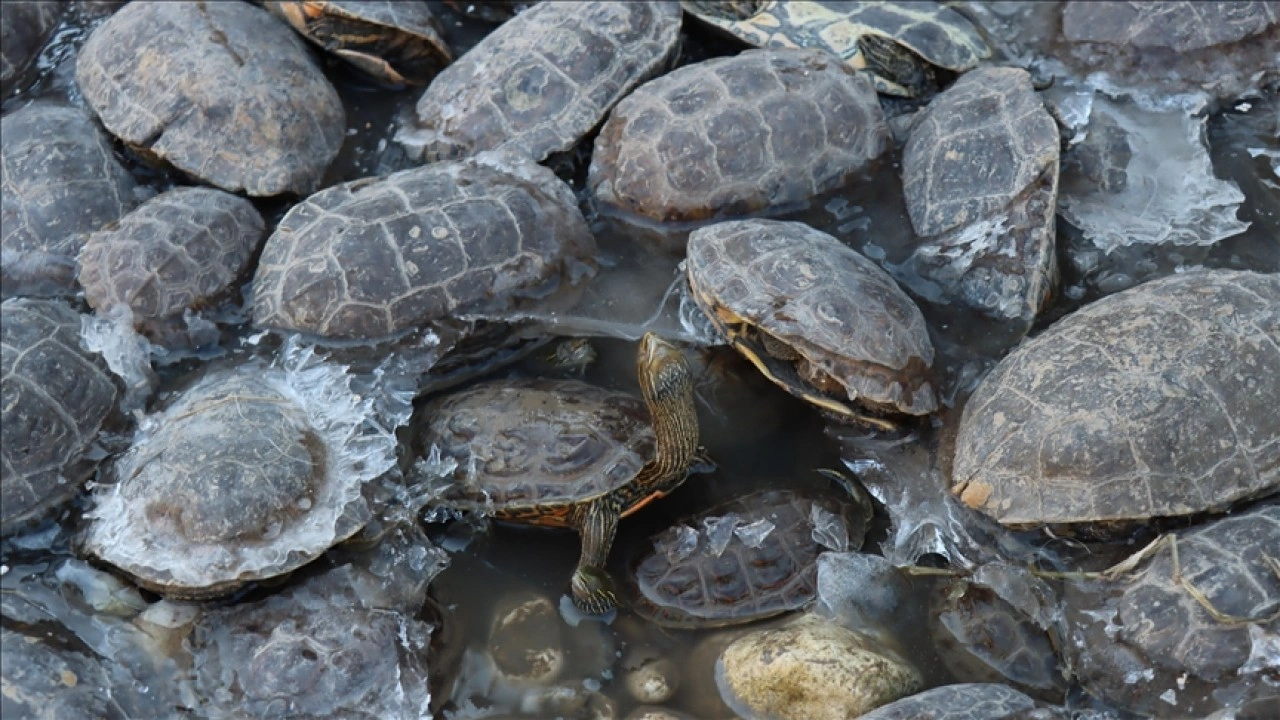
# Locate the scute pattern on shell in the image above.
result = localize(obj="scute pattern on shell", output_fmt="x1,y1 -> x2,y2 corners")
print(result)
953,270 -> 1280,527
74,1 -> 344,196
405,0 -> 681,162
416,378 -> 654,511
1,298 -> 118,535
1,102 -> 138,298
252,152 -> 596,340
903,67 -> 1060,238
1062,1 -> 1279,52
686,219 -> 937,416
854,683 -> 1039,720
589,48 -> 889,223
79,186 -> 265,321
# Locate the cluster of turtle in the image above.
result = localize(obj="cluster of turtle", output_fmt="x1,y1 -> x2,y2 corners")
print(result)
3,1 -> 1278,718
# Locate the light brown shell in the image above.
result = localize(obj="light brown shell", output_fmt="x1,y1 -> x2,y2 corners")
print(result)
686,219 -> 937,417
952,270 -> 1280,527
589,47 -> 889,224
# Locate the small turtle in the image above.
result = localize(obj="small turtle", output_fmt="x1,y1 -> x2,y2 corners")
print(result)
588,47 -> 889,246
852,683 -> 1041,720
84,358 -> 399,599
951,270 -> 1280,531
265,1 -> 452,86
398,1 -> 681,163
681,1 -> 991,97
414,333 -> 700,614
901,66 -> 1060,324
252,151 -> 597,342
77,186 -> 265,343
1,298 -> 118,536
75,0 -> 344,196
628,488 -> 871,628
1,101 -> 139,298
685,219 -> 938,429
0,1 -> 64,97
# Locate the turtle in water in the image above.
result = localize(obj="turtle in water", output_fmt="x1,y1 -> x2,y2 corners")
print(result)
853,683 -> 1043,719
685,219 -> 938,429
75,0 -> 344,196
951,269 -> 1280,532
1,298 -> 119,536
265,1 -> 453,86
414,332 -> 701,614
681,1 -> 990,97
628,487 -> 872,628
0,0 -> 65,97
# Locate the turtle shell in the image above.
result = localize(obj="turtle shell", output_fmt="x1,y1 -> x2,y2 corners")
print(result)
1,101 -> 139,298
0,627 -> 121,719
588,47 -> 889,228
1063,0 -> 1279,52
252,151 -> 596,341
415,377 -> 655,518
628,489 -> 867,628
1,298 -> 118,535
0,0 -> 64,96
400,0 -> 680,162
952,269 -> 1280,528
74,1 -> 344,196
853,683 -> 1041,720
78,186 -> 265,325
686,219 -> 937,418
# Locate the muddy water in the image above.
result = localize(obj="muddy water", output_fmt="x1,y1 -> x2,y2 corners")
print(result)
3,2 -> 1278,719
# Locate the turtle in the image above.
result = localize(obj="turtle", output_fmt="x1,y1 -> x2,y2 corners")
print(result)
851,683 -> 1042,720
84,357 -> 400,599
680,1 -> 991,97
265,1 -> 453,86
0,0 -> 65,97
901,66 -> 1061,324
685,218 -> 938,429
1062,1 -> 1278,53
413,332 -> 701,614
74,0 -> 344,196
0,627 -> 127,720
628,488 -> 872,628
397,0 -> 681,163
588,47 -> 890,250
252,150 -> 597,342
1,298 -> 119,536
951,269 -> 1280,531
77,186 -> 265,344
1064,503 -> 1280,717
1,101 -> 139,298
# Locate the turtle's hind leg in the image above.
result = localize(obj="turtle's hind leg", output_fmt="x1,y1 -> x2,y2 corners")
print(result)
570,498 -> 620,614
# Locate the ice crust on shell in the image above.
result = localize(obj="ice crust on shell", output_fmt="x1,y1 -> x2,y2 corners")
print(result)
79,304 -> 158,414
814,552 -> 913,635
734,518 -> 776,550
1240,623 -> 1280,675
1058,95 -> 1250,251
85,341 -> 402,590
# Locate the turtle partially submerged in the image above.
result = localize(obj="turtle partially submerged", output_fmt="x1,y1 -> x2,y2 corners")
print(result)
951,270 -> 1280,530
685,219 -> 938,429
266,0 -> 452,86
414,333 -> 701,614
629,488 -> 871,628
853,683 -> 1042,720
681,1 -> 990,97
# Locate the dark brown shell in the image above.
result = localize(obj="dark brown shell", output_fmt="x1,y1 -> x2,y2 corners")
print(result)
1,298 -> 118,535
402,0 -> 680,162
1,101 -> 139,298
415,378 -> 654,510
589,47 -> 889,225
78,186 -> 265,322
75,1 -> 344,196
252,152 -> 596,341
0,0 -> 64,96
953,270 -> 1280,527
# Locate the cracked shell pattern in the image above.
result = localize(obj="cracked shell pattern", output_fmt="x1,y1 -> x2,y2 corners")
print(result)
1063,0 -> 1279,52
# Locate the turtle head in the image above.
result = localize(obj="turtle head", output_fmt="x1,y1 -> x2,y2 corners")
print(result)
638,332 -> 692,403
571,566 -> 618,615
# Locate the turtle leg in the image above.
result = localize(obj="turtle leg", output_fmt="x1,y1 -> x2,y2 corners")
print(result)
569,498 -> 620,614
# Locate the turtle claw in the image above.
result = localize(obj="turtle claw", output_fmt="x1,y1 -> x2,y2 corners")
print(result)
571,566 -> 618,615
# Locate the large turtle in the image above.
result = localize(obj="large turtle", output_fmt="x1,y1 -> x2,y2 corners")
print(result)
252,150 -> 597,342
397,1 -> 681,163
681,1 -> 990,97
414,333 -> 700,614
0,0 -> 64,97
74,0 -> 344,196
1,101 -> 139,298
951,269 -> 1280,530
588,47 -> 889,250
685,219 -> 938,429
265,0 -> 453,86
628,488 -> 871,628
1,298 -> 119,536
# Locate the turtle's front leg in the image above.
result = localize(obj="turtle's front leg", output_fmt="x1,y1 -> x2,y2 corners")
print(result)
569,497 -> 620,614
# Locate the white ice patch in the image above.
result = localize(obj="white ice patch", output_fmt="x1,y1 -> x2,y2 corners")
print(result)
733,518 -> 776,549
1239,623 -> 1280,675
79,305 -> 157,414
701,514 -> 741,557
809,505 -> 850,552
663,525 -> 700,563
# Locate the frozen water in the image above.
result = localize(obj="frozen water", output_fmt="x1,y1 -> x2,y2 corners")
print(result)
79,305 -> 157,414
814,552 -> 912,634
733,518 -> 776,549
663,524 -> 700,563
1239,623 -> 1280,675
809,505 -> 850,552
700,514 -> 741,558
